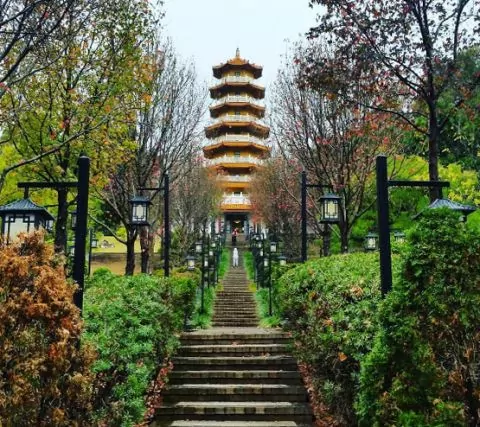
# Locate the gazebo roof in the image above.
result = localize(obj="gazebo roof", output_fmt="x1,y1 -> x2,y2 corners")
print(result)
0,198 -> 54,220
414,198 -> 477,220
427,198 -> 477,214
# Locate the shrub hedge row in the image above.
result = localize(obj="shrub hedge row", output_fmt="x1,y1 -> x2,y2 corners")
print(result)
277,210 -> 480,426
83,268 -> 197,426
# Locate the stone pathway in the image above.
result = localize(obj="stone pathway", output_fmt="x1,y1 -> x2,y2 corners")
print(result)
213,248 -> 258,327
151,247 -> 313,427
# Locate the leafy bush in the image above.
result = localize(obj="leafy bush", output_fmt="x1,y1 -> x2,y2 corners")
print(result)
0,233 -> 95,426
84,269 -> 196,426
357,209 -> 480,427
277,252 -> 384,425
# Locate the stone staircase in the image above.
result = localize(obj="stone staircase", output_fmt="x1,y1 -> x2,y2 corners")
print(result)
151,329 -> 313,426
150,247 -> 313,427
213,249 -> 258,327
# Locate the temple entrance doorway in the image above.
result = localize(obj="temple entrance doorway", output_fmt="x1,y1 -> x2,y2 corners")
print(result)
225,213 -> 248,234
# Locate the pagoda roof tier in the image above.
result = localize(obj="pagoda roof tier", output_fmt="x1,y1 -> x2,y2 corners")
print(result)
203,141 -> 269,158
209,78 -> 265,99
205,117 -> 270,139
213,48 -> 263,79
210,99 -> 265,119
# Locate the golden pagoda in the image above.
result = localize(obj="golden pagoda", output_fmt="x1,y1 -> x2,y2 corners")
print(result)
204,49 -> 270,235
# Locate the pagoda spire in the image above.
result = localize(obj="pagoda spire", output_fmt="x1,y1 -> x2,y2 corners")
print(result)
235,47 -> 240,58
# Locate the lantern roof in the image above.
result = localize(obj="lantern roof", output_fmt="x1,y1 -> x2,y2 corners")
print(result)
129,195 -> 152,205
0,198 -> 54,220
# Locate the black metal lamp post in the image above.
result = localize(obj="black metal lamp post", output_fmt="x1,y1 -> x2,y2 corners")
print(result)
376,155 -> 452,295
0,155 -> 90,312
129,172 -> 170,276
263,254 -> 273,316
301,171 -> 341,262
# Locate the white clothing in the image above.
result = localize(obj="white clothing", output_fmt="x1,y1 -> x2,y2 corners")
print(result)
232,248 -> 239,267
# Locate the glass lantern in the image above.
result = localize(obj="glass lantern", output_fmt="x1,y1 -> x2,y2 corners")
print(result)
319,193 -> 341,223
364,232 -> 378,251
129,195 -> 151,226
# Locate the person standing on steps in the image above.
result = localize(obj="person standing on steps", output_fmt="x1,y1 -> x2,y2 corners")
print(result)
232,228 -> 238,246
232,247 -> 239,268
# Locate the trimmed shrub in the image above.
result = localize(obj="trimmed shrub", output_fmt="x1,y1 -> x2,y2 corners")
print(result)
0,233 -> 95,426
84,269 -> 196,426
356,209 -> 480,426
277,252 -> 383,425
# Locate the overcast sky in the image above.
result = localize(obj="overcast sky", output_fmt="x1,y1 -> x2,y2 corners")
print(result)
162,0 -> 318,94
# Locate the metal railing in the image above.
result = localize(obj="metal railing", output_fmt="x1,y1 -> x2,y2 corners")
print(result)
211,95 -> 264,108
221,195 -> 252,206
213,134 -> 268,146
211,75 -> 264,87
206,156 -> 264,166
216,175 -> 252,182
207,115 -> 268,127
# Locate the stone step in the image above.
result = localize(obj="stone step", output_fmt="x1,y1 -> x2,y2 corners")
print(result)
212,313 -> 258,318
213,314 -> 257,318
168,370 -> 302,385
212,319 -> 258,323
213,322 -> 259,327
172,356 -> 298,371
179,344 -> 288,356
180,336 -> 289,346
163,384 -> 308,403
153,401 -> 312,422
165,421 -> 310,427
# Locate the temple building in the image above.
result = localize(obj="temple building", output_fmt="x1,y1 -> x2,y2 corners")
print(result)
204,49 -> 270,236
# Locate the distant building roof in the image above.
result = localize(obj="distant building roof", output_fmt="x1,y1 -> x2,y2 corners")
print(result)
414,198 -> 477,219
0,198 -> 55,220
428,198 -> 477,214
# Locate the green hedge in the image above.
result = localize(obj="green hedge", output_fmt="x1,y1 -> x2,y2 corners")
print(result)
357,210 -> 480,426
277,252 -> 384,425
83,269 -> 197,426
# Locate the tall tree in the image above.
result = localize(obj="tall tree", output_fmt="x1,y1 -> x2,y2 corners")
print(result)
0,0 -> 74,97
250,155 -> 303,260
1,0 -> 156,252
306,0 -> 480,200
95,41 -> 207,275
170,157 -> 221,265
271,42 -> 402,252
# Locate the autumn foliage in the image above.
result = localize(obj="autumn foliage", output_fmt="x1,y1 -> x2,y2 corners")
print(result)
0,233 -> 95,426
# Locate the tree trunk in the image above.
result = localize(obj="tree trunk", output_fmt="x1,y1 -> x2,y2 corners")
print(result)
428,114 -> 441,201
140,226 -> 149,274
54,187 -> 69,253
339,206 -> 349,253
340,226 -> 349,254
125,232 -> 136,275
322,224 -> 332,256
